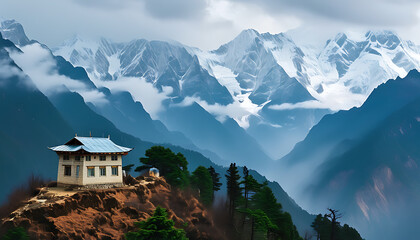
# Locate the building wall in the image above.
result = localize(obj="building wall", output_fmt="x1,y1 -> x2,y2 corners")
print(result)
57,154 -> 123,186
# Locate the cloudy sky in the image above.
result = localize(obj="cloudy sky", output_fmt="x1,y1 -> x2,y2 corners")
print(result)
1,0 -> 419,49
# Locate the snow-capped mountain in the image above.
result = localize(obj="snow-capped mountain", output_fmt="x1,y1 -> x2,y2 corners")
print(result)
49,27 -> 420,159
54,36 -> 233,106
318,30 -> 420,97
0,20 -> 273,172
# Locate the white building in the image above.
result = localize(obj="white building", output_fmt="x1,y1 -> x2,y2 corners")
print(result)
49,136 -> 132,188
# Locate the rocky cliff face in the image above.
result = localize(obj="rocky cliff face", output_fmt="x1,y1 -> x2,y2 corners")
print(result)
1,177 -> 224,240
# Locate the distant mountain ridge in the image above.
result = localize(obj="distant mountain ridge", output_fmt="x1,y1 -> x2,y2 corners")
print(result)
0,31 -> 314,235
50,25 -> 420,159
275,70 -> 420,240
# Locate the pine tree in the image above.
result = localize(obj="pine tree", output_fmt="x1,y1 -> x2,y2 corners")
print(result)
240,169 -> 263,209
242,166 -> 250,209
241,209 -> 277,240
311,214 -> 323,240
225,163 -> 242,217
2,227 -> 29,240
191,166 -> 214,206
136,146 -> 189,188
207,166 -> 222,192
251,186 -> 301,240
125,206 -> 187,240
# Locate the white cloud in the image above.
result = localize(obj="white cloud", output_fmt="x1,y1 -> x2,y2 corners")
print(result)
92,76 -> 173,118
270,81 -> 367,111
0,58 -> 35,89
172,94 -> 262,128
1,0 -> 420,51
9,43 -> 108,104
269,100 -> 330,111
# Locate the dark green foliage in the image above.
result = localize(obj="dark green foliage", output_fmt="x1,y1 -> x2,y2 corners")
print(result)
240,208 -> 277,239
242,166 -> 250,209
250,186 -> 301,240
225,163 -> 242,216
2,227 -> 29,240
122,164 -> 135,174
125,206 -> 187,240
251,187 -> 283,224
207,166 -> 222,192
340,224 -> 362,240
241,171 -> 264,209
311,214 -> 362,240
191,166 -> 214,206
137,146 -> 189,188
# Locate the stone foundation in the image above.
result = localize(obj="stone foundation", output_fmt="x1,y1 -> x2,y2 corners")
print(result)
57,182 -> 124,189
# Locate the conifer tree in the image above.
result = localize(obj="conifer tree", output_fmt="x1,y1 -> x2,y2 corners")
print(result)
225,163 -> 242,217
242,166 -> 250,208
125,206 -> 187,240
240,168 -> 263,209
207,166 -> 222,192
136,146 -> 189,188
191,166 -> 214,206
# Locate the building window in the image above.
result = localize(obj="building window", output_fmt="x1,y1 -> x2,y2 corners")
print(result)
76,165 -> 80,177
99,155 -> 106,161
112,166 -> 118,176
86,155 -> 91,161
75,155 -> 81,161
111,155 -> 118,161
64,165 -> 71,176
87,167 -> 95,177
100,167 -> 106,176
63,155 -> 69,160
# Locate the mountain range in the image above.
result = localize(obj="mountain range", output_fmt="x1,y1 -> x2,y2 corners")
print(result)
51,26 -> 420,160
0,21 -> 314,235
276,70 -> 420,239
2,18 -> 420,239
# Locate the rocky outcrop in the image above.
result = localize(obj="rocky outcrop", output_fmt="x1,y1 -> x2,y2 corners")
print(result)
1,177 -> 224,240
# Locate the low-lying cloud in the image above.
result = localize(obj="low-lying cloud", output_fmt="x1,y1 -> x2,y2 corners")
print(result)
173,95 -> 261,128
93,76 -> 173,119
9,43 -> 108,105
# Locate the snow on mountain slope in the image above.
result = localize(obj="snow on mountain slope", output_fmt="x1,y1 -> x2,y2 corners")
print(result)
318,31 -> 420,102
51,27 -> 420,159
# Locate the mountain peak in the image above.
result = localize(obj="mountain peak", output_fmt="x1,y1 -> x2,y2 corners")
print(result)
0,19 -> 30,46
365,30 -> 401,48
365,30 -> 398,38
239,28 -> 260,37
231,28 -> 260,45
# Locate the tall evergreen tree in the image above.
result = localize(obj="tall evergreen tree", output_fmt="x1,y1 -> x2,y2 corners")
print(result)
241,209 -> 277,240
311,214 -> 323,240
251,186 -> 301,240
207,166 -> 222,192
136,146 -> 189,188
311,213 -> 362,240
225,163 -> 242,217
125,206 -> 187,240
191,166 -> 214,206
242,166 -> 250,209
241,172 -> 263,209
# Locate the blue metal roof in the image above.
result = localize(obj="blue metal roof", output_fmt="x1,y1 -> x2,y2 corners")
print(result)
49,137 -> 132,153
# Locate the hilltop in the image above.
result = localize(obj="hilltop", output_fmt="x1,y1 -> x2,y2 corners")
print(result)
1,177 -> 225,240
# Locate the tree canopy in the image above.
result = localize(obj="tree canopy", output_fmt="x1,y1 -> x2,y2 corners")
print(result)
1,227 -> 29,240
191,166 -> 214,206
136,146 -> 189,188
311,213 -> 362,240
226,163 -> 242,216
125,206 -> 187,240
207,166 -> 222,192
